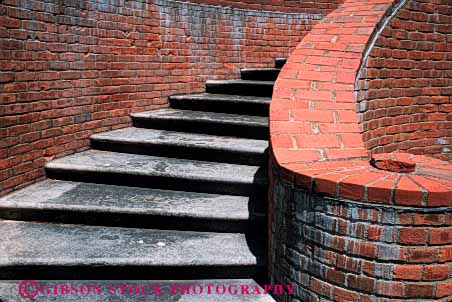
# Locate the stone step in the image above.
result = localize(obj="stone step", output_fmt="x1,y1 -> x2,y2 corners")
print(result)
132,109 -> 268,139
0,180 -> 265,233
274,58 -> 287,69
91,127 -> 268,166
205,80 -> 274,97
45,150 -> 268,196
240,68 -> 280,81
0,219 -> 265,279
0,279 -> 276,301
169,93 -> 270,117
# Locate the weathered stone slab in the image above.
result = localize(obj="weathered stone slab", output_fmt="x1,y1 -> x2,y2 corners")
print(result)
91,127 -> 268,165
0,219 -> 264,278
0,180 -> 264,232
45,150 -> 268,196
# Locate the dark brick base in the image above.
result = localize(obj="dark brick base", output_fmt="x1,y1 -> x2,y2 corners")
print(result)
269,160 -> 452,302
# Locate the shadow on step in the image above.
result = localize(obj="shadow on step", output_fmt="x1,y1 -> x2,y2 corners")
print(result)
0,265 -> 265,280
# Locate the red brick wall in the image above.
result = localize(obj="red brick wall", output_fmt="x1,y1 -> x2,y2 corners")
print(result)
180,0 -> 344,14
357,0 -> 452,162
0,0 -> 322,195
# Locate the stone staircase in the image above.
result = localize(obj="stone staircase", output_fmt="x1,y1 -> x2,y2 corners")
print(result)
0,59 -> 286,285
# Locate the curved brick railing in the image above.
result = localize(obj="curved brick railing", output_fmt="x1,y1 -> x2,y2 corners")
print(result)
269,0 -> 452,301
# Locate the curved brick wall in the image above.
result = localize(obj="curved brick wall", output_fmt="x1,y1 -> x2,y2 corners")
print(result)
357,0 -> 452,161
180,0 -> 344,14
269,0 -> 452,301
0,0 -> 322,195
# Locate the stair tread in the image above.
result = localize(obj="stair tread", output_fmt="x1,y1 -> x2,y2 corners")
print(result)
0,219 -> 263,267
45,150 -> 268,186
169,94 -> 270,118
0,279 -> 276,301
132,109 -> 268,127
205,80 -> 274,97
91,127 -> 268,154
274,58 -> 287,68
170,93 -> 271,104
206,79 -> 275,86
241,68 -> 281,72
240,68 -> 280,81
0,180 -> 261,220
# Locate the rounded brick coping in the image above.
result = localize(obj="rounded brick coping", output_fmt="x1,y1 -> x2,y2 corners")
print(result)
269,0 -> 452,207
277,153 -> 452,207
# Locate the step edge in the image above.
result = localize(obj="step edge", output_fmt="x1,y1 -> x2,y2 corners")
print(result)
90,136 -> 268,154
44,158 -> 269,186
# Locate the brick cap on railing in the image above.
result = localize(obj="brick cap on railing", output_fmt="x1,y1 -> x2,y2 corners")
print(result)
270,0 -> 452,206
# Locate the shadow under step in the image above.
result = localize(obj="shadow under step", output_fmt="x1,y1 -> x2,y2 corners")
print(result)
91,127 -> 268,166
45,150 -> 268,196
132,109 -> 269,140
206,80 -> 274,97
0,219 -> 265,279
0,180 -> 266,233
169,93 -> 270,117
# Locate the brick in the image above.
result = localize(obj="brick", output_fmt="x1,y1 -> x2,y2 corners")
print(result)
295,90 -> 333,101
275,150 -> 320,164
404,283 -> 434,298
436,280 -> 452,298
348,240 -> 376,258
270,99 -> 309,110
429,227 -> 452,245
376,281 -> 404,297
423,264 -> 449,281
270,121 -> 311,134
341,133 -> 364,148
394,176 -> 424,206
270,108 -> 290,121
347,274 -> 375,293
325,148 -> 368,160
405,247 -> 438,263
336,72 -> 356,83
413,213 -> 444,226
292,110 -> 334,123
326,268 -> 345,285
271,135 -> 293,149
295,134 -> 340,148
439,247 -> 452,261
410,175 -> 452,207
337,111 -> 359,123
314,172 -> 344,197
318,123 -> 361,133
277,79 -> 310,89
393,265 -> 422,281
298,71 -> 334,82
337,35 -> 370,44
336,91 -> 356,103
333,286 -> 359,302
336,254 -> 361,274
399,227 -> 428,245
305,56 -> 341,66
340,171 -> 383,200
